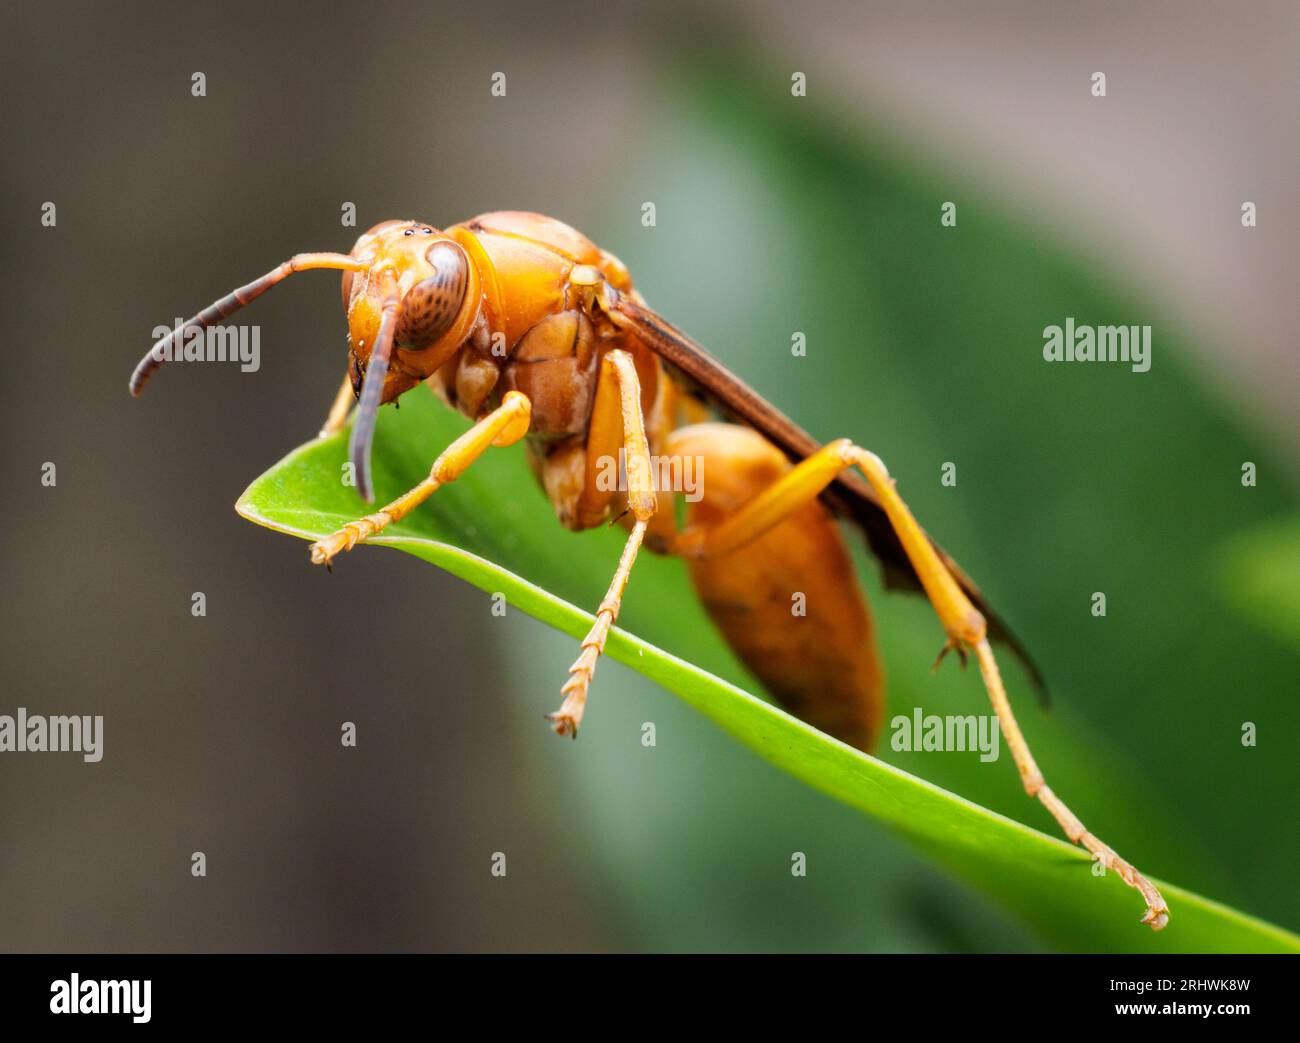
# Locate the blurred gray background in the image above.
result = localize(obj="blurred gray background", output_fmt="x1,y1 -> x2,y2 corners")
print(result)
1,0 -> 1296,952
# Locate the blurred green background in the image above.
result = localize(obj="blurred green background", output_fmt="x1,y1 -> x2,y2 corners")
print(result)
1,1 -> 1296,952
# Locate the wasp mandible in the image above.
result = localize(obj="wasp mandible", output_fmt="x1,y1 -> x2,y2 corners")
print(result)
130,211 -> 1169,930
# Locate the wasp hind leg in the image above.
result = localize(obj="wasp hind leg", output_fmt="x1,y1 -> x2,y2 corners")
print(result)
670,435 -> 1169,931
308,391 -> 531,567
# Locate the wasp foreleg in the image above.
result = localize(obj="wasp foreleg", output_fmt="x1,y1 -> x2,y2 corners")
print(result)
309,391 -> 531,566
319,373 -> 356,438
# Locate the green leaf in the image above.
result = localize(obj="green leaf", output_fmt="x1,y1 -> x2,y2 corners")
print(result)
236,390 -> 1298,953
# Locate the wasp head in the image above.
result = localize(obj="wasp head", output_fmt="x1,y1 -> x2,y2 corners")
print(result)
342,220 -> 481,499
128,218 -> 481,503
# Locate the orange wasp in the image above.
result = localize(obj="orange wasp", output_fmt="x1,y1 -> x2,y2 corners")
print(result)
130,211 -> 1168,929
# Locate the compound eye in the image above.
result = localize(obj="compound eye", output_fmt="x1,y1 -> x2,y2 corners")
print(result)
394,241 -> 471,348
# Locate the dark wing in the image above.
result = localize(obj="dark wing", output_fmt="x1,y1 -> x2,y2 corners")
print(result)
610,295 -> 1048,701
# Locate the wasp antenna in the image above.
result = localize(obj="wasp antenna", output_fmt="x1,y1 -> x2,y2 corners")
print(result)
347,299 -> 399,503
128,252 -> 367,396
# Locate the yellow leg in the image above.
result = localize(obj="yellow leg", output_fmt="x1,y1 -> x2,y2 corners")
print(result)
675,438 -> 1169,930
548,350 -> 656,737
319,373 -> 355,438
309,391 -> 531,567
